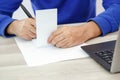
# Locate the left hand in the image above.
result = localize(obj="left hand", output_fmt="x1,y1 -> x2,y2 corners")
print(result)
48,21 -> 101,48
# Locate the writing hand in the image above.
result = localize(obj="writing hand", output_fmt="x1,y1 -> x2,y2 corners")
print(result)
6,18 -> 36,40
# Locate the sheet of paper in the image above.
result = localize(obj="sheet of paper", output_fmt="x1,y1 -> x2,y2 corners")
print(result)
15,37 -> 89,66
33,9 -> 57,47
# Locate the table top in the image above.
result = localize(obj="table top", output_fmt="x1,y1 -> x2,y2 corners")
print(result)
0,31 -> 120,80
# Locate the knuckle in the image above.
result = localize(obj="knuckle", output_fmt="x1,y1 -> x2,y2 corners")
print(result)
52,40 -> 56,45
52,31 -> 57,36
56,44 -> 61,48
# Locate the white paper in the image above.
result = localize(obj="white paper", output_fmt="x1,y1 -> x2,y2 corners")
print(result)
33,9 -> 57,47
15,37 -> 89,66
15,9 -> 88,66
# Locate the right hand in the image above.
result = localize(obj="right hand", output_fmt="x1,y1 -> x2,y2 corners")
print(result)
6,18 -> 36,40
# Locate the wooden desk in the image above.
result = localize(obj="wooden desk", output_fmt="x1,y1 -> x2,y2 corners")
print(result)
0,31 -> 120,80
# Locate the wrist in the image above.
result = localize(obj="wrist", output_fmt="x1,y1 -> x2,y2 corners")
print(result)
6,20 -> 19,35
85,21 -> 102,38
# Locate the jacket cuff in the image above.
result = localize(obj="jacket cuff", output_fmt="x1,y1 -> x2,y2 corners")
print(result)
0,17 -> 15,37
88,16 -> 112,36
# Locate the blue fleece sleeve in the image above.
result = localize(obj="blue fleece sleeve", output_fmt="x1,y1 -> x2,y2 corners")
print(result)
89,0 -> 120,36
0,0 -> 23,37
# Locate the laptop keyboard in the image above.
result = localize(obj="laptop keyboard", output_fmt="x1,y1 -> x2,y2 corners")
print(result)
95,50 -> 114,65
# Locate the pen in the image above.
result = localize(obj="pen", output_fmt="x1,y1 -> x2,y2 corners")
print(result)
20,4 -> 33,18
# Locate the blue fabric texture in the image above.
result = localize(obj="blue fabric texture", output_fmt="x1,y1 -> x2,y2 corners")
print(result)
0,0 -> 120,37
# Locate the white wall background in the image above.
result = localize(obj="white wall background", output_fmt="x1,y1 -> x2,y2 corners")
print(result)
13,0 -> 33,19
13,0 -> 104,19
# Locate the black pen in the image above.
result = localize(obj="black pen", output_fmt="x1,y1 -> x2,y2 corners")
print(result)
20,4 -> 33,18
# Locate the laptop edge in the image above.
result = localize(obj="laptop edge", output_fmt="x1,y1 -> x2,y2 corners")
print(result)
111,30 -> 120,73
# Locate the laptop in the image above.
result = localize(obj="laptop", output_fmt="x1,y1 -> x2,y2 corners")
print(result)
81,30 -> 120,73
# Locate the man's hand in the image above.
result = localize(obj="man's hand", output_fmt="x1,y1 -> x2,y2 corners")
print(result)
6,18 -> 36,40
48,21 -> 102,48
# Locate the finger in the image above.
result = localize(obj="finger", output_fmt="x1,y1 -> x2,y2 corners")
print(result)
22,34 -> 33,40
50,34 -> 65,45
48,30 -> 63,43
26,30 -> 36,39
55,38 -> 69,48
29,25 -> 36,34
30,20 -> 36,28
61,42 -> 72,48
28,18 -> 36,27
26,21 -> 36,34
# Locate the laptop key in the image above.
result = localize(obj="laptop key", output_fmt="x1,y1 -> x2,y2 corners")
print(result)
95,50 -> 114,65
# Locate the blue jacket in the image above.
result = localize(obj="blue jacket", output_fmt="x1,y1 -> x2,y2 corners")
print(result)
0,0 -> 120,37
